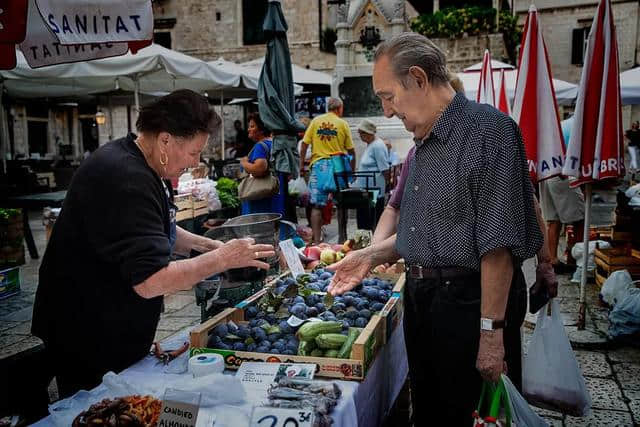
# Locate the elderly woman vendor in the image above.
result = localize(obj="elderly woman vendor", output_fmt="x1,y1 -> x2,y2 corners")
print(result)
32,90 -> 275,398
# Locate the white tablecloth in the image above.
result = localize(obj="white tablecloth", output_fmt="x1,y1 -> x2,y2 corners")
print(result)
34,320 -> 408,427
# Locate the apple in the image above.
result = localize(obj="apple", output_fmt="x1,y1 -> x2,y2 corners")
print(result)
331,244 -> 344,252
342,239 -> 354,253
320,249 -> 337,264
335,251 -> 345,261
305,246 -> 322,261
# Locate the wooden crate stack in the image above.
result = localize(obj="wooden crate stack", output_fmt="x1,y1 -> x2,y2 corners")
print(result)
594,246 -> 640,288
175,194 -> 194,222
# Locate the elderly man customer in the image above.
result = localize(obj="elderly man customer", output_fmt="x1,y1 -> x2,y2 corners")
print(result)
327,33 -> 545,426
299,97 -> 356,243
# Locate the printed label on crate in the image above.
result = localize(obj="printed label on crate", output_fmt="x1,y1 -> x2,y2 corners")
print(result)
250,406 -> 315,427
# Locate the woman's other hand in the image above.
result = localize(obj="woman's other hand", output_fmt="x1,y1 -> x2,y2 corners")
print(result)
216,238 -> 275,270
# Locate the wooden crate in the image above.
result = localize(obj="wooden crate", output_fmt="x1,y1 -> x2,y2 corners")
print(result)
594,247 -> 640,288
190,308 -> 384,381
193,207 -> 209,218
175,194 -> 194,221
193,197 -> 208,211
632,248 -> 640,261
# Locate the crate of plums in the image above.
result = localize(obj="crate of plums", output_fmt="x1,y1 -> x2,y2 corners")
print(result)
190,268 -> 404,380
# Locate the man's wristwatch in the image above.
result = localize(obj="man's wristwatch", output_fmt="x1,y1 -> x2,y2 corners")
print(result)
480,318 -> 506,331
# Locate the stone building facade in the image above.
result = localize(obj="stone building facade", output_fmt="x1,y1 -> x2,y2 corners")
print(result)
514,0 -> 640,84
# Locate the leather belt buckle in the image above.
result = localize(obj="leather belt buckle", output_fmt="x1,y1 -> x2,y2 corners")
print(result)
408,265 -> 424,279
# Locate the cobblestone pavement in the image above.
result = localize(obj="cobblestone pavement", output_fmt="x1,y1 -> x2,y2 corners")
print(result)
1,209 -> 639,426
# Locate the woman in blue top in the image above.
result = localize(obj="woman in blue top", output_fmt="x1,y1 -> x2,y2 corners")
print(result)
240,112 -> 286,217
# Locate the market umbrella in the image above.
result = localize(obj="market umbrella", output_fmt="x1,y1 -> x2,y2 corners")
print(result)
464,58 -> 515,72
620,66 -> 640,104
457,69 -> 577,105
562,0 -> 624,329
497,69 -> 511,115
512,5 -> 565,183
476,49 -> 496,106
257,0 -> 305,178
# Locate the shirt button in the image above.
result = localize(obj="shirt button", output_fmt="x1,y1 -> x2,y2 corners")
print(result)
414,185 -> 419,191
410,227 -> 415,232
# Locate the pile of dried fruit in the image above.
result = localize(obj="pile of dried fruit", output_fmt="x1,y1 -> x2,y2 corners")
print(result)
72,395 -> 161,427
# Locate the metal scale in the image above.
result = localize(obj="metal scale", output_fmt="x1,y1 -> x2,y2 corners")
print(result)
195,213 -> 283,322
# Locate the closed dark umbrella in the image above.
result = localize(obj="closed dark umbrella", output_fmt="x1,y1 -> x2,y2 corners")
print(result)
258,0 -> 305,178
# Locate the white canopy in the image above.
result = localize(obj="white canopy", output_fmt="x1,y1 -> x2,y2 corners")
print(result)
240,57 -> 332,87
1,44 -> 244,100
457,69 -> 578,105
464,59 -> 515,72
620,67 -> 640,105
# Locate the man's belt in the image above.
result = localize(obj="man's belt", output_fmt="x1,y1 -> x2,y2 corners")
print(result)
406,264 -> 478,280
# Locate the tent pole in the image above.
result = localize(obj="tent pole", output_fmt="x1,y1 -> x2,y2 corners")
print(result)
221,90 -> 225,160
577,183 -> 592,330
0,82 -> 6,173
134,77 -> 140,113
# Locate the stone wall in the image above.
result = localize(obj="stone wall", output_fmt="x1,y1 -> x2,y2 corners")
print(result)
97,105 -> 132,146
432,33 -> 508,72
515,0 -> 639,83
153,0 -> 338,71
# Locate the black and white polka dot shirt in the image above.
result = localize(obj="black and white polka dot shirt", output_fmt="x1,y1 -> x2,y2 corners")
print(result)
396,93 -> 543,271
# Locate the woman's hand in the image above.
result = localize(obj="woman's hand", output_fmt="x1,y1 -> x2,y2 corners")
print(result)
215,238 -> 275,270
192,237 -> 224,253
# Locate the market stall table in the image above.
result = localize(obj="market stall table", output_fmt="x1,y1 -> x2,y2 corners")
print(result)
1,190 -> 66,259
33,318 -> 408,427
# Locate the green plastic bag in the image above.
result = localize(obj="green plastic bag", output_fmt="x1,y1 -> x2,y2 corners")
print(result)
473,378 -> 512,427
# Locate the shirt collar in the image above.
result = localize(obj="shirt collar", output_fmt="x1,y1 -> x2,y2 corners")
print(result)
414,92 -> 468,147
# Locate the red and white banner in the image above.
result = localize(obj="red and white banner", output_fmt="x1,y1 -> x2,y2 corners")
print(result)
497,69 -> 511,115
512,5 -> 565,183
0,0 -> 28,43
19,0 -> 129,68
476,49 -> 495,106
35,0 -> 153,45
562,0 -> 624,186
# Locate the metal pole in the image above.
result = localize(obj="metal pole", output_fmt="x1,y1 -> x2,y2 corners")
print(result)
0,82 -> 6,173
578,183 -> 592,330
134,77 -> 140,113
220,90 -> 225,160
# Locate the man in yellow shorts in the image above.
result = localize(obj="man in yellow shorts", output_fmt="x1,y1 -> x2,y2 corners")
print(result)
299,97 -> 356,243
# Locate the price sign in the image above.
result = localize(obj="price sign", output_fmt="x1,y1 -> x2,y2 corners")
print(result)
279,239 -> 305,278
250,407 -> 315,427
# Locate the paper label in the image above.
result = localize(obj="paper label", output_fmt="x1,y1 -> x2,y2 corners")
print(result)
250,407 -> 315,427
279,239 -> 305,278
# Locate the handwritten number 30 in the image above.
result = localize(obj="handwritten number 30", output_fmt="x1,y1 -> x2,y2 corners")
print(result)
257,415 -> 300,427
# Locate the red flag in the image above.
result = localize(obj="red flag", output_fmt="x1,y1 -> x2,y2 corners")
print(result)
497,69 -> 511,115
476,49 -> 496,106
563,0 -> 624,185
0,0 -> 28,43
129,39 -> 152,54
0,43 -> 16,69
512,5 -> 565,183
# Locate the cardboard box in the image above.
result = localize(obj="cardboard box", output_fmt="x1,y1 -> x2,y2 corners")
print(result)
0,267 -> 20,300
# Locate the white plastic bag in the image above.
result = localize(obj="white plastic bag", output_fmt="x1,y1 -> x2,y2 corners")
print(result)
523,299 -> 591,416
571,240 -> 610,271
289,177 -> 309,197
600,270 -> 634,306
609,287 -> 640,338
501,374 -> 548,427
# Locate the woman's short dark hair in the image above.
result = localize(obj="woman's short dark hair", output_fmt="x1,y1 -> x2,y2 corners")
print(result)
247,112 -> 269,135
136,89 -> 221,138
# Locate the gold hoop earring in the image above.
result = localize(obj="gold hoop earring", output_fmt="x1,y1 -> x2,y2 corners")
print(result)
160,151 -> 168,166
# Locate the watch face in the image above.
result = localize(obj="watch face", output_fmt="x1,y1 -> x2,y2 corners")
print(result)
481,318 -> 493,330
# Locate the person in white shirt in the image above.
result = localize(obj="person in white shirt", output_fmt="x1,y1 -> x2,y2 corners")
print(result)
384,139 -> 401,166
355,119 -> 389,230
